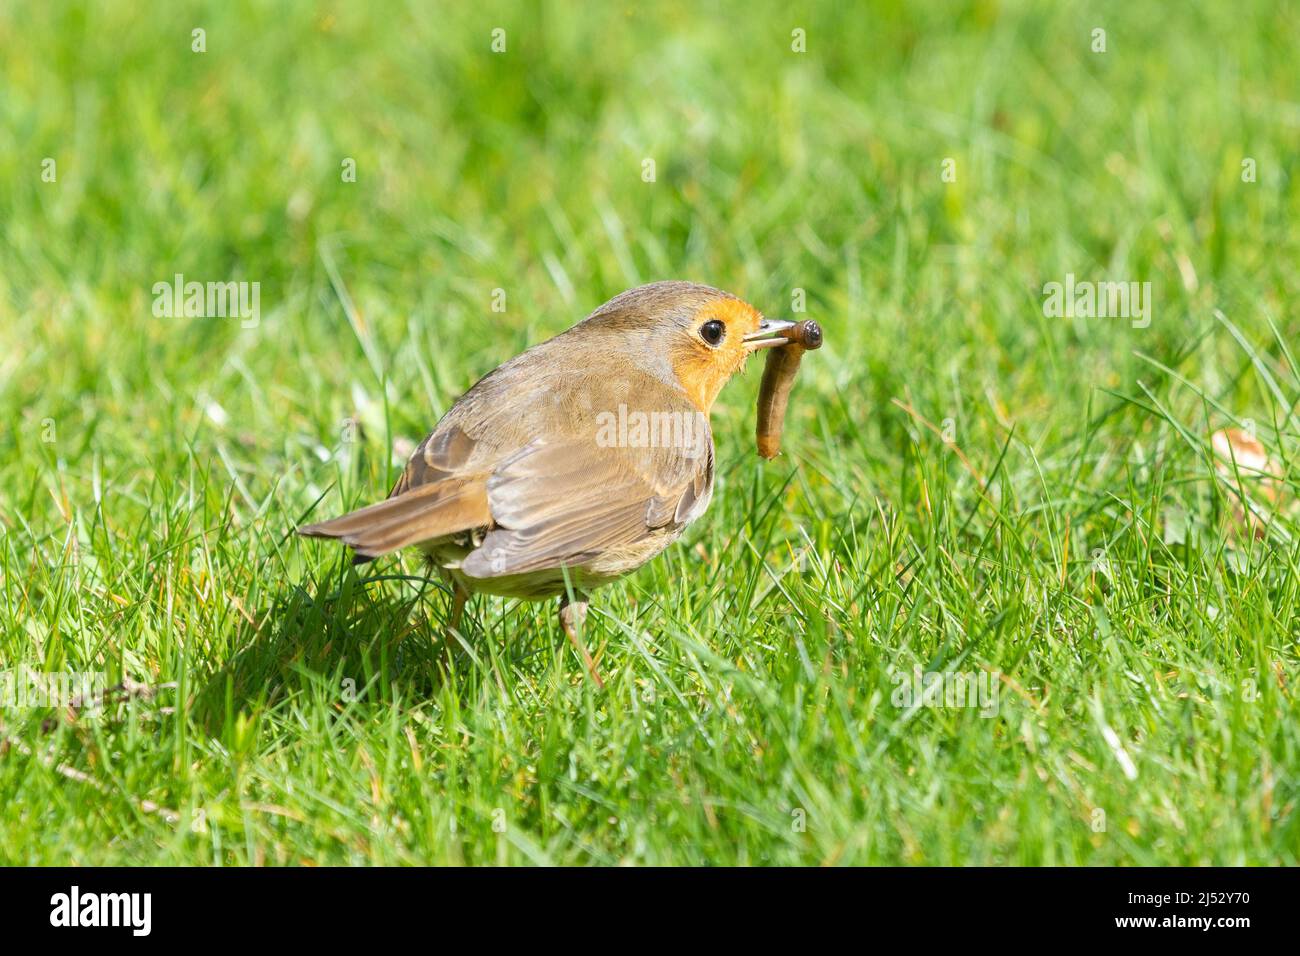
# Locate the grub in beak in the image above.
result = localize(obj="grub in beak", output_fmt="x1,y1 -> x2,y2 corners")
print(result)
755,320 -> 824,459
742,318 -> 798,351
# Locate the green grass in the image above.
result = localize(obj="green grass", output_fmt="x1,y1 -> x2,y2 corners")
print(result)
2,0 -> 1298,865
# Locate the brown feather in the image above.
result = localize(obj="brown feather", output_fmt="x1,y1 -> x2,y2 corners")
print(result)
460,434 -> 712,579
299,477 -> 491,559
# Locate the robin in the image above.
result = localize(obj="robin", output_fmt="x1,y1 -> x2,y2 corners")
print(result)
299,281 -> 801,683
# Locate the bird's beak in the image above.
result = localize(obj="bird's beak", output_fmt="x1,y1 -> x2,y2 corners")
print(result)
742,318 -> 797,351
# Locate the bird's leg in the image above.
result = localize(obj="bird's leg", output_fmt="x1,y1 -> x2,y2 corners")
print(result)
433,583 -> 471,675
445,583 -> 469,643
558,593 -> 604,689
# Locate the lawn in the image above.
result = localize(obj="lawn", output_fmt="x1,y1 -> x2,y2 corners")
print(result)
1,0 -> 1297,865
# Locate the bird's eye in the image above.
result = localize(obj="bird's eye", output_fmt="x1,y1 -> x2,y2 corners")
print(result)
699,319 -> 726,347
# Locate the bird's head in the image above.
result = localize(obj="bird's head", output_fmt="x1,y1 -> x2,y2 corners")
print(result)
583,281 -> 795,413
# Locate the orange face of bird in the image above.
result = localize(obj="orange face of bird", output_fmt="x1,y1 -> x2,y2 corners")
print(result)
666,296 -> 797,412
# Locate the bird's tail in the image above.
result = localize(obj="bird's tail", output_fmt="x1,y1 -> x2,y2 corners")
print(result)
298,478 -> 492,562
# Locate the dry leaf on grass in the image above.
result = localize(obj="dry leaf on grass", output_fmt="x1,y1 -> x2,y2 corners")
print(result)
1210,427 -> 1283,538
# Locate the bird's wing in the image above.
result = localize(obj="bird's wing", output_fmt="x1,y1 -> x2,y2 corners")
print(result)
387,421 -> 480,497
298,424 -> 492,559
297,476 -> 491,560
460,432 -> 714,579
300,362 -> 716,570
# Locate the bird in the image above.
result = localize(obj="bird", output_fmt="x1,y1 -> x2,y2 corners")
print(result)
299,281 -> 798,684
